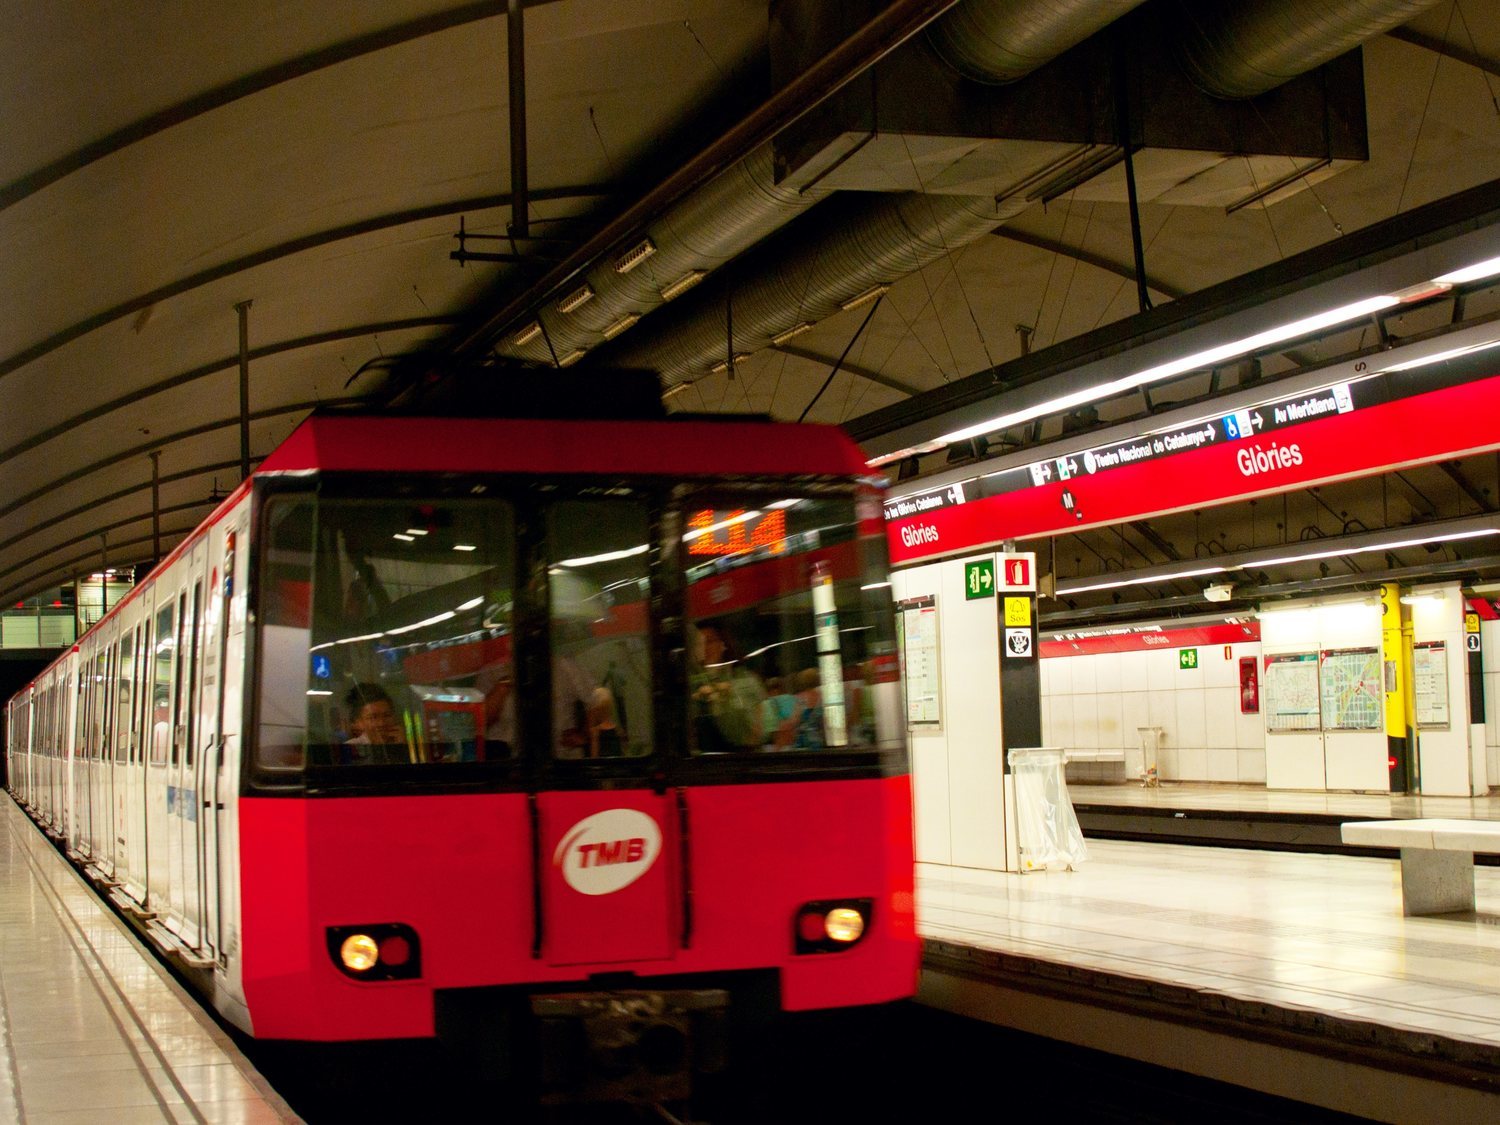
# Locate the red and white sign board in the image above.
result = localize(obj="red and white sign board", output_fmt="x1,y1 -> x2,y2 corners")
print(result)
887,372 -> 1500,566
1041,620 -> 1260,658
998,554 -> 1034,591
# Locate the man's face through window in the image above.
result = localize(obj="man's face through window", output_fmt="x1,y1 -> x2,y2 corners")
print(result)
355,700 -> 402,744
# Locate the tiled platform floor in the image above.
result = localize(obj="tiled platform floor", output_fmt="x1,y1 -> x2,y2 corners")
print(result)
0,795 -> 296,1124
917,835 -> 1500,1121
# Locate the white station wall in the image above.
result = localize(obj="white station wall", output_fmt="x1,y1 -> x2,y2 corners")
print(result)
892,558 -> 1007,870
1041,643 -> 1264,783
1408,584 -> 1487,797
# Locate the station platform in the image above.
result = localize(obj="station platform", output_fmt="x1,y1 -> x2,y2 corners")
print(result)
1067,780 -> 1500,853
0,796 -> 296,1124
916,832 -> 1500,1123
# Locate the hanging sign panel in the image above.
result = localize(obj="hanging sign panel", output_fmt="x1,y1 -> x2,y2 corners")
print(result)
888,369 -> 1500,566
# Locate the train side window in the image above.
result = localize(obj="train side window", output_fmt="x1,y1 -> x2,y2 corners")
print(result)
115,636 -> 134,763
255,492 -> 517,774
185,581 -> 202,769
133,624 -> 148,765
150,604 -> 174,767
170,591 -> 187,767
543,499 -> 654,760
680,493 -> 902,756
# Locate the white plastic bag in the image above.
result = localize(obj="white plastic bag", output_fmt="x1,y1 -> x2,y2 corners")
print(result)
1008,748 -> 1088,872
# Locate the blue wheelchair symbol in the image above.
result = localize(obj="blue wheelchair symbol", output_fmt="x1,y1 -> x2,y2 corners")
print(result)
312,654 -> 332,680
1223,415 -> 1240,440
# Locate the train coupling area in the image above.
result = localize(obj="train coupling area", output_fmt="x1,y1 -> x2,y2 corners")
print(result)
531,988 -> 729,1107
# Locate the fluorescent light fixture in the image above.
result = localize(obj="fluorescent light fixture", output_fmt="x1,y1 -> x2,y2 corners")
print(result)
772,322 -> 814,346
453,544 -> 477,552
1060,526 -> 1500,595
661,270 -> 707,301
557,543 -> 650,568
557,284 -> 595,314
1399,593 -> 1440,605
387,610 -> 456,636
614,238 -> 657,274
1378,335 -> 1500,373
456,596 -> 484,611
405,528 -> 428,536
306,690 -> 333,697
933,294 -> 1400,449
1434,254 -> 1500,285
861,581 -> 892,591
602,313 -> 639,340
841,284 -> 890,312
559,348 -> 587,367
767,498 -> 800,509
710,353 -> 750,375
393,533 -> 415,542
513,321 -> 543,346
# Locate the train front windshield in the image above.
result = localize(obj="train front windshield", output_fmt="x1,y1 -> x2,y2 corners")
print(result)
252,482 -> 902,781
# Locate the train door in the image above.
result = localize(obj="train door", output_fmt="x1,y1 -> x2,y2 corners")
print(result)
146,594 -> 177,912
211,514 -> 249,967
110,627 -> 137,888
533,496 -> 676,967
125,611 -> 153,904
196,531 -> 231,964
71,658 -> 88,855
171,560 -> 207,946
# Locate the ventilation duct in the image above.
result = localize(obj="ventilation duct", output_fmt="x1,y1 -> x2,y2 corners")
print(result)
604,172 -> 1078,387
494,143 -> 831,365
1175,0 -> 1444,100
926,0 -> 1147,84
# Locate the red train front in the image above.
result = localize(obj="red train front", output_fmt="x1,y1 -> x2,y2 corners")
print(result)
234,408 -> 917,1092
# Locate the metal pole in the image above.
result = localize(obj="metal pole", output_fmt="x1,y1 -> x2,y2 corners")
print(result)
150,452 -> 161,566
1116,39 -> 1150,315
508,0 -> 528,241
452,0 -> 960,362
236,300 -> 252,481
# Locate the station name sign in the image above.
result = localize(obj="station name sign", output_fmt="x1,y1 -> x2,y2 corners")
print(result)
886,365 -> 1500,566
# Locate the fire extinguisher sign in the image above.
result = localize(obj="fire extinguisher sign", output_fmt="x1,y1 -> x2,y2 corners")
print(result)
997,553 -> 1036,592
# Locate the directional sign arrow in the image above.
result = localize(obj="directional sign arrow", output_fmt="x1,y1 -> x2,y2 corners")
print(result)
1252,411 -> 1264,430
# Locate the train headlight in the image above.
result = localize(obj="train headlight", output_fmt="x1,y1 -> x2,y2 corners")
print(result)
794,899 -> 872,954
340,934 -> 380,972
824,907 -> 865,943
327,923 -> 422,980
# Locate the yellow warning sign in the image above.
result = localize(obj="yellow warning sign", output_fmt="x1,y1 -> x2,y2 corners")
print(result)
1465,612 -> 1481,634
1004,597 -> 1031,627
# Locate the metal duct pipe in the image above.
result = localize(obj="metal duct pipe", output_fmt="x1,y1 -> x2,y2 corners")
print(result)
605,188 -> 1031,388
927,0 -> 1148,83
498,144 -> 829,365
1176,0 -> 1443,99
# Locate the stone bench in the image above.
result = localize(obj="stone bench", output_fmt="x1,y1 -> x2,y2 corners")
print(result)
1339,818 -> 1500,915
1063,748 -> 1127,784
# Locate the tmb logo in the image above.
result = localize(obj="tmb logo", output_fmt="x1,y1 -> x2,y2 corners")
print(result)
553,808 -> 662,896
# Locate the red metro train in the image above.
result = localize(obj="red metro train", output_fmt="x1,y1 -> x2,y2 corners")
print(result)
5,401 -> 917,1097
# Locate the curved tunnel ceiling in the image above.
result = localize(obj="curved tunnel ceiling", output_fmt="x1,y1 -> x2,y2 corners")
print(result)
1,0 -> 1498,615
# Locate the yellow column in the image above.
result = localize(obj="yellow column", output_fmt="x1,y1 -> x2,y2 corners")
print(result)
1379,583 -> 1417,792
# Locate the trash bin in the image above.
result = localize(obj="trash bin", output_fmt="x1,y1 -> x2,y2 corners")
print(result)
1006,747 -> 1088,873
1136,726 -> 1163,787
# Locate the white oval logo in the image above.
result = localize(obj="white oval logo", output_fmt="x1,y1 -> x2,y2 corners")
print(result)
553,808 -> 662,896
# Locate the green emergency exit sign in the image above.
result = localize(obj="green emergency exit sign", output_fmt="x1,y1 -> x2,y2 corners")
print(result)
964,558 -> 995,599
1179,648 -> 1199,670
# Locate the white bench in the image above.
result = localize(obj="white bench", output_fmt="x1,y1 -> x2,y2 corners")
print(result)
1063,748 -> 1127,783
1339,818 -> 1500,916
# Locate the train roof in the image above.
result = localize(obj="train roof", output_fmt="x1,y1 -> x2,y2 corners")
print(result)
257,413 -> 875,479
